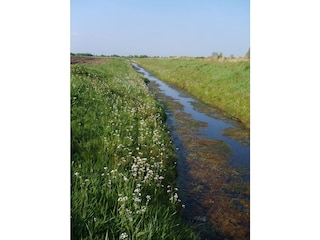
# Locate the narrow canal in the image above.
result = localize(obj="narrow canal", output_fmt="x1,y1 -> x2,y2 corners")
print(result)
133,63 -> 250,240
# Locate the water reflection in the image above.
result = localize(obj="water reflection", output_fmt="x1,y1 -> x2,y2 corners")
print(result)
133,63 -> 250,240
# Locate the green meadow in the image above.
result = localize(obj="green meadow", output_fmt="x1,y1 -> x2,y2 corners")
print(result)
71,59 -> 199,239
134,58 -> 250,128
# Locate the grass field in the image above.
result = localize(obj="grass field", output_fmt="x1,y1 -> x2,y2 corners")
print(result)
134,58 -> 250,128
71,59 -> 199,239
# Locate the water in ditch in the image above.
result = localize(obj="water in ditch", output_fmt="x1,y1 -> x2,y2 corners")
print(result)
133,63 -> 250,240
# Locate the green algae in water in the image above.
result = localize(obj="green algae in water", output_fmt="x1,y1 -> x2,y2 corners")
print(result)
139,65 -> 250,239
222,127 -> 250,146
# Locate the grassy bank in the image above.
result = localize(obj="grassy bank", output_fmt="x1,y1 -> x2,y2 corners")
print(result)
71,59 -> 199,239
134,58 -> 250,128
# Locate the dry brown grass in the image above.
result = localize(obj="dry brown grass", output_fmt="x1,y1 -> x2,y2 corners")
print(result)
70,56 -> 113,65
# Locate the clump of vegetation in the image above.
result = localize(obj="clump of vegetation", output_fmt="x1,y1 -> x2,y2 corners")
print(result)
134,58 -> 250,128
71,59 -> 199,239
71,52 -> 95,57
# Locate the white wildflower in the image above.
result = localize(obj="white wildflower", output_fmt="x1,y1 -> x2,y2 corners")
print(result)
119,232 -> 128,239
141,206 -> 147,213
174,193 -> 179,200
118,196 -> 128,202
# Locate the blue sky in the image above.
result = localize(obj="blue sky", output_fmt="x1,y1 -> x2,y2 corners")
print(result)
71,0 -> 250,57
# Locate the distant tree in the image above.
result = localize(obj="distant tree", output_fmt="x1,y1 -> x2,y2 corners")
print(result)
212,52 -> 218,57
245,48 -> 250,59
217,52 -> 223,59
230,54 -> 235,59
212,52 -> 223,58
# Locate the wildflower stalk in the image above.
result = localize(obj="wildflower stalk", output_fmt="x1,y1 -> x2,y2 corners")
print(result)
71,59 -> 200,239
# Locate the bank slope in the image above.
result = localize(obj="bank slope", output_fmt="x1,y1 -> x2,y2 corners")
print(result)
135,58 -> 250,129
71,59 -> 199,239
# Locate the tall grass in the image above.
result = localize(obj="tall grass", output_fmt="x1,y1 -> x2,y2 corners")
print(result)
134,58 -> 250,128
71,59 -> 199,239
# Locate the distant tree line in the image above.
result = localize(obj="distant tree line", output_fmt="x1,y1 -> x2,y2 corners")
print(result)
211,48 -> 250,59
71,50 -> 250,59
70,53 -> 94,57
71,53 -> 154,58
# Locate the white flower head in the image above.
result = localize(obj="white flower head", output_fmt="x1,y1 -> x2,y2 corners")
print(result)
119,232 -> 128,239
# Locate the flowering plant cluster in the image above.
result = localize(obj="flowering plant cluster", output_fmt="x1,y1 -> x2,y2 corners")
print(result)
71,60 -> 198,239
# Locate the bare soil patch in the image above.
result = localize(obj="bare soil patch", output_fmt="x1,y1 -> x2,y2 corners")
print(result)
71,56 -> 113,65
